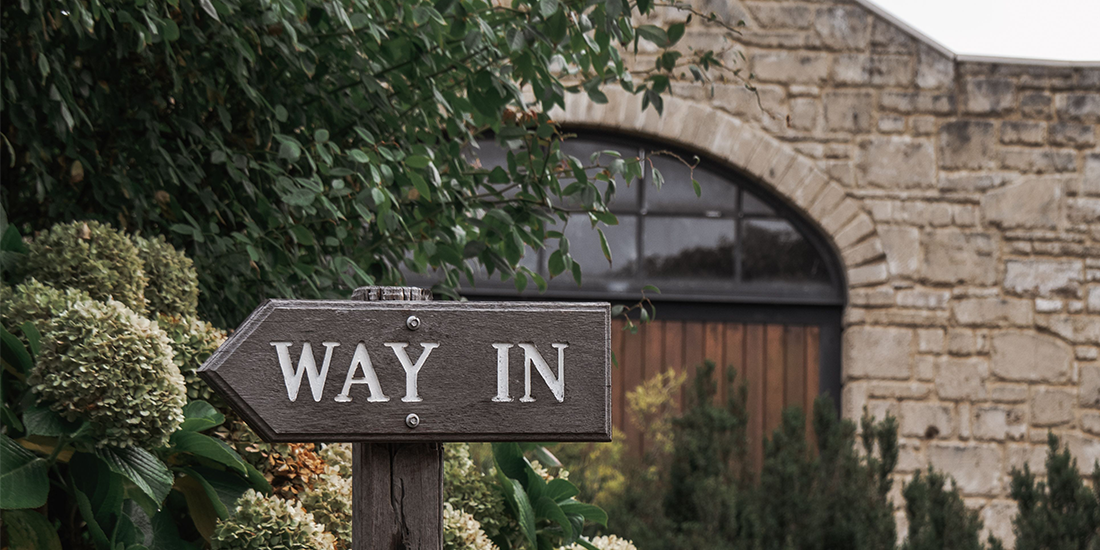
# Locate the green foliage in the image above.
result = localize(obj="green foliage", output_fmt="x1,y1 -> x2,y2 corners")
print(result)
901,467 -> 992,550
299,470 -> 353,548
157,313 -> 228,403
1010,433 -> 1100,550
1,0 -> 741,328
446,443 -> 509,540
445,502 -> 500,550
30,299 -> 186,449
25,221 -> 147,313
136,235 -> 201,318
211,489 -> 335,550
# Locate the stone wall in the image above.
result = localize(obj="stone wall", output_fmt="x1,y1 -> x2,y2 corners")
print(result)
551,0 -> 1100,543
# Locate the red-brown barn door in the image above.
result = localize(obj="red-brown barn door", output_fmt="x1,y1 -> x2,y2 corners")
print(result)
612,318 -> 821,468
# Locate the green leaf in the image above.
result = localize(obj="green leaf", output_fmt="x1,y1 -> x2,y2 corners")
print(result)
493,442 -> 530,482
170,431 -> 248,475
545,478 -> 579,502
274,105 -> 288,122
534,496 -> 572,539
179,401 -> 225,432
95,446 -> 173,510
350,149 -> 371,163
558,500 -> 608,527
278,141 -> 301,162
198,0 -> 219,20
548,250 -> 565,277
597,228 -> 612,266
409,173 -> 432,201
0,435 -> 49,509
2,510 -> 62,550
313,129 -> 329,143
405,155 -> 431,169
667,22 -> 686,44
23,405 -> 81,437
496,471 -> 537,548
692,178 -> 701,197
162,19 -> 180,41
1,326 -> 33,374
69,452 -> 125,533
636,25 -> 669,47
642,285 -> 661,294
538,0 -> 558,17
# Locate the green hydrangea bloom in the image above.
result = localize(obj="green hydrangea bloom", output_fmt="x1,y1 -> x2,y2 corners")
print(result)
320,443 -> 352,477
444,444 -> 508,539
157,314 -> 226,403
212,489 -> 336,550
444,503 -> 498,550
1,279 -> 91,338
27,221 -> 146,312
135,235 -> 199,317
30,299 -> 185,448
300,469 -> 352,549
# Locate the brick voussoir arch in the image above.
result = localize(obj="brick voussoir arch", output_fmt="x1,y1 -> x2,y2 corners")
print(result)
548,88 -> 890,291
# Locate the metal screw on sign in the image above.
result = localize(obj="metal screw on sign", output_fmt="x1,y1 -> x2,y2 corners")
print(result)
405,413 -> 420,429
406,315 -> 421,330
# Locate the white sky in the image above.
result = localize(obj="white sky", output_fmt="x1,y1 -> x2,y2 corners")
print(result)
868,0 -> 1100,63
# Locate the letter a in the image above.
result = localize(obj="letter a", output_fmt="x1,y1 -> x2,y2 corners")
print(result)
271,342 -> 339,402
519,343 -> 567,403
384,342 -> 439,402
335,343 -> 389,403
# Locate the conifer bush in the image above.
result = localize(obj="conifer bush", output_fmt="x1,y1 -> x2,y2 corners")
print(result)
26,220 -> 147,312
29,298 -> 186,448
1009,433 -> 1100,550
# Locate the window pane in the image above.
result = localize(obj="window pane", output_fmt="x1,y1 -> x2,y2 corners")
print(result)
742,219 -> 830,283
559,139 -> 641,210
645,156 -> 739,214
742,190 -> 776,215
643,217 -> 735,278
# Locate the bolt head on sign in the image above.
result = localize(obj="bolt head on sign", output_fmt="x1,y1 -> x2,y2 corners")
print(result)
198,299 -> 611,443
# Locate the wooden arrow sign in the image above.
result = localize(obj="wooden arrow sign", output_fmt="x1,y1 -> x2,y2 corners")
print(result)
198,299 -> 611,442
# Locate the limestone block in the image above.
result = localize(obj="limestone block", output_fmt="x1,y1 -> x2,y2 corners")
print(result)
1068,198 -> 1100,225
1089,287 -> 1100,314
938,120 -> 997,170
896,439 -> 926,472
812,5 -> 870,50
935,357 -> 988,401
947,329 -> 979,355
1000,121 -> 1046,145
855,136 -> 936,189
921,229 -> 997,286
1081,364 -> 1100,408
1006,443 -> 1047,475
877,115 -> 905,134
823,91 -> 874,133
1020,92 -> 1053,120
842,237 -> 885,268
1036,299 -> 1064,313
879,91 -> 956,115
1000,147 -> 1076,174
848,261 -> 889,287
745,2 -> 813,28
868,382 -> 932,400
1062,433 -> 1100,469
916,45 -> 954,89
1055,93 -> 1100,123
844,325 -> 914,380
912,116 -> 936,136
982,500 -> 1018,548
1077,346 -> 1099,360
916,356 -> 935,381
841,381 -> 869,422
1083,412 -> 1100,436
833,54 -> 914,87
1004,259 -> 1083,298
751,52 -> 830,84
990,384 -> 1028,403
990,331 -> 1072,383
964,78 -> 1017,114
1049,122 -> 1096,148
897,289 -> 949,310
878,225 -> 921,278
788,97 -> 818,131
927,442 -> 1004,495
972,405 -> 1027,441
1084,154 -> 1100,196
981,176 -> 1063,229
900,401 -> 954,438
918,328 -> 945,353
938,171 -> 1018,193
954,298 -> 1033,327
1037,314 -> 1100,345
712,83 -> 763,120
833,214 -> 875,251
1031,388 -> 1075,426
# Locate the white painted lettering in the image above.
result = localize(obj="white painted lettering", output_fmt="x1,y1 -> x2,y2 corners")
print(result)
271,341 -> 339,402
384,342 -> 439,402
519,343 -> 567,403
335,343 -> 390,403
491,343 -> 514,402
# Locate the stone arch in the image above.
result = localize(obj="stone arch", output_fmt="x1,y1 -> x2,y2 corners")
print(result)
548,89 -> 891,292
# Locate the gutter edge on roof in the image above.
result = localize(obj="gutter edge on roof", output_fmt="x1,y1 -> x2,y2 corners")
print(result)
852,0 -> 1100,68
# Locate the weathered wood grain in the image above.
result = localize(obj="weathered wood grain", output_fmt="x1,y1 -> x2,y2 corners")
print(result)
198,299 -> 611,442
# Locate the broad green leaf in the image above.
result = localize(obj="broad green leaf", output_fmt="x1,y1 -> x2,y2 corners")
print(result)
642,285 -> 661,294
548,250 -> 565,277
313,129 -> 329,143
534,496 -> 572,539
496,470 -> 536,548
350,149 -> 371,163
69,452 -> 125,533
409,173 -> 432,201
0,435 -> 49,509
405,155 -> 431,169
538,0 -> 558,17
668,22 -> 686,44
2,509 -> 62,550
636,25 -> 669,47
558,500 -> 608,526
179,401 -> 225,432
170,431 -> 248,475
19,322 -> 41,356
492,442 -> 530,482
1,326 -> 33,374
95,446 -> 173,509
692,178 -> 701,197
597,228 -> 612,266
545,478 -> 579,502
23,405 -> 81,437
274,105 -> 288,122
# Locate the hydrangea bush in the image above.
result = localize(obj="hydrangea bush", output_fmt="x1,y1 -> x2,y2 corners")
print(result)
136,234 -> 200,317
212,489 -> 336,550
158,313 -> 227,403
29,298 -> 186,448
26,220 -> 147,312
0,278 -> 91,339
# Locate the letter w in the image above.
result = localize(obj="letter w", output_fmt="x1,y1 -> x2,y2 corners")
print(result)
271,342 -> 339,402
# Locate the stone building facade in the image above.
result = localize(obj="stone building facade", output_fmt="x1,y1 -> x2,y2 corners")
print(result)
548,0 -> 1100,542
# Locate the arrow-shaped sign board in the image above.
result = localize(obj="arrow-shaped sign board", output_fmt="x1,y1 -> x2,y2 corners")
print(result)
199,299 -> 611,442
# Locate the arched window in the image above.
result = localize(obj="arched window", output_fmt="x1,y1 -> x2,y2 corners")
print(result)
419,132 -> 846,465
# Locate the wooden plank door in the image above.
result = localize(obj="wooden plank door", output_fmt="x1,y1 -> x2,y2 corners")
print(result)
612,320 -> 822,467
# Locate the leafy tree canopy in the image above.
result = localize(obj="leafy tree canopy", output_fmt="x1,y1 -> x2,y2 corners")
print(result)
2,0 -> 739,327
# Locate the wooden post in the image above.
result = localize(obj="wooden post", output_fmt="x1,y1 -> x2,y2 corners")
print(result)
351,286 -> 443,550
